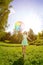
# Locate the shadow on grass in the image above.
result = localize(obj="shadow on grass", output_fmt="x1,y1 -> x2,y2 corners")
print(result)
13,57 -> 24,65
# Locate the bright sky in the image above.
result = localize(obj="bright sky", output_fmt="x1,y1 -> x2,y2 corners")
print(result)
6,0 -> 43,34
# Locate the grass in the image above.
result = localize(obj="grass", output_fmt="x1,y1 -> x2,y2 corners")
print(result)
0,42 -> 43,65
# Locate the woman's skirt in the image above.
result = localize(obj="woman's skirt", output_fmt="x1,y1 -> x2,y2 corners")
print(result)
22,39 -> 28,46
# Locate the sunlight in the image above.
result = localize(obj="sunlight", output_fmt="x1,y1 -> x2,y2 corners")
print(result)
22,11 -> 41,34
7,8 -> 41,34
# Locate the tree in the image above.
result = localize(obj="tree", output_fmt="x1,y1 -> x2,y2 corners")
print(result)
37,30 -> 43,40
0,31 -> 6,41
0,0 -> 13,40
28,28 -> 36,41
4,32 -> 11,40
11,31 -> 23,43
0,0 -> 13,31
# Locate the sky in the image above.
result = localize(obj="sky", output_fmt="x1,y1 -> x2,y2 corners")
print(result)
6,0 -> 43,34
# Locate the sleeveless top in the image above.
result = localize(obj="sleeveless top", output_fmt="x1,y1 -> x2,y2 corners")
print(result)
21,34 -> 28,45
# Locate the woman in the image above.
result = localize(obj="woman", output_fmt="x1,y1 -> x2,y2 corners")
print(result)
21,32 -> 31,57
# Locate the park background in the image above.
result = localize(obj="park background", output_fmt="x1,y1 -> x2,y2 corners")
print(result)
0,0 -> 43,65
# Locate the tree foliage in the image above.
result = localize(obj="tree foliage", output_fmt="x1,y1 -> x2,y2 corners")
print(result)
28,28 -> 36,41
11,32 -> 23,43
37,31 -> 43,40
0,0 -> 13,31
0,0 -> 13,40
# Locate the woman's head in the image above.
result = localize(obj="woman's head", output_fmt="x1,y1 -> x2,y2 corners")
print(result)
23,31 -> 27,35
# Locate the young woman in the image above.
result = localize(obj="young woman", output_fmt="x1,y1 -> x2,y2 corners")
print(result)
21,32 -> 31,57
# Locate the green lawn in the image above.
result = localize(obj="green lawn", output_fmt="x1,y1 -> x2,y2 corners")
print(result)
0,42 -> 43,65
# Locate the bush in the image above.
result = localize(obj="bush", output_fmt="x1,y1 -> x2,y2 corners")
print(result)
29,39 -> 43,45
